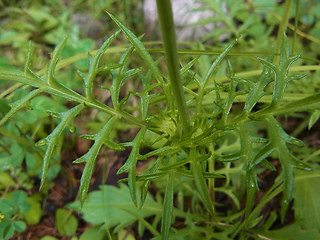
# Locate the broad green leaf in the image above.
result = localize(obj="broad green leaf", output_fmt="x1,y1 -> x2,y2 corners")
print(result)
0,219 -> 26,239
0,199 -> 15,216
25,194 -> 43,225
79,226 -> 106,240
0,172 -> 15,189
0,143 -> 24,169
0,219 -> 15,240
56,208 -> 78,236
68,184 -> 160,229
12,221 -> 26,232
10,191 -> 30,214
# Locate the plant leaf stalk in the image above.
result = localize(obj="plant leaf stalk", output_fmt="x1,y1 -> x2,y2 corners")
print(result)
274,0 -> 293,64
156,0 -> 191,133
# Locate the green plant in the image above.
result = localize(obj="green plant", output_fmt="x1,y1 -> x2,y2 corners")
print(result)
0,191 -> 29,239
55,208 -> 78,236
1,0 -> 320,239
0,190 -> 42,239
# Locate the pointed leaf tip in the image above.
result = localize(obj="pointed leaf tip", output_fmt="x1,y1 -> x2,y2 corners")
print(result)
47,36 -> 69,85
73,157 -> 87,164
80,135 -> 96,141
25,41 -> 33,73
36,139 -> 48,146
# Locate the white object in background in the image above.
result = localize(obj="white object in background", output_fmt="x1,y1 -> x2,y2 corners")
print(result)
143,0 -> 216,41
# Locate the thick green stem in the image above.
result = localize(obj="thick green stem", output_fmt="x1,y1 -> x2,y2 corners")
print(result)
156,0 -> 191,133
